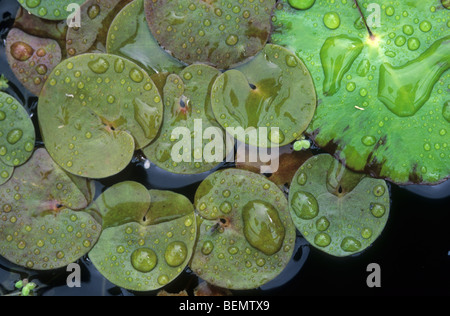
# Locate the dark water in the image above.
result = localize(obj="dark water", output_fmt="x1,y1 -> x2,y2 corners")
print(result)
0,0 -> 449,296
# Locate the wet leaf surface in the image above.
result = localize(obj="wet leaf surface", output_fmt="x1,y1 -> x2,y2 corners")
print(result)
211,44 -> 317,147
143,64 -> 229,174
38,53 -> 163,179
144,0 -> 276,69
6,28 -> 62,96
17,0 -> 87,21
0,148 -> 100,270
0,92 -> 35,168
289,154 -> 390,257
191,168 -> 295,290
89,181 -> 196,291
106,0 -> 184,75
272,0 -> 450,184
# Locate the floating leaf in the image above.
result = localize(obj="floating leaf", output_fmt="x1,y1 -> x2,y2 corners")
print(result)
289,154 -> 390,257
0,92 -> 35,168
6,28 -> 62,95
143,64 -> 229,174
38,53 -> 163,179
144,0 -> 276,69
66,0 -> 132,57
190,169 -> 295,290
17,0 -> 87,21
106,0 -> 184,75
272,0 -> 450,184
0,148 -> 100,270
211,44 -> 317,147
88,181 -> 197,291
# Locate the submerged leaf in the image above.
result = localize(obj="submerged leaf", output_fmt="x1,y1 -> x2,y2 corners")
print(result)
289,154 -> 390,257
38,53 -> 163,179
144,0 -> 276,69
0,148 -> 100,270
272,0 -> 450,184
89,182 -> 196,291
191,169 -> 295,290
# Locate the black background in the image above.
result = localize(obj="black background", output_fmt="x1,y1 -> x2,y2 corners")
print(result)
0,0 -> 449,296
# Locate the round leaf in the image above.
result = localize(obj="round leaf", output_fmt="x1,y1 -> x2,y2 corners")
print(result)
211,44 -> 317,147
289,154 -> 390,257
144,0 -> 276,69
0,92 -> 35,167
0,148 -> 100,270
17,0 -> 87,21
272,0 -> 450,184
106,0 -> 185,75
190,168 -> 296,290
143,64 -> 229,174
88,182 -> 197,291
38,53 -> 163,179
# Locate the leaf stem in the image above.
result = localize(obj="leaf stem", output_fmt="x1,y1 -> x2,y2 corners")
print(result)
353,0 -> 375,40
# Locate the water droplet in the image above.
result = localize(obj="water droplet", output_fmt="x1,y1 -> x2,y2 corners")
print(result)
35,64 -> 48,75
373,184 -> 385,197
385,6 -> 395,16
340,237 -> 361,252
291,191 -> 319,220
316,216 -> 330,231
131,248 -> 157,273
88,57 -> 110,74
201,241 -> 214,255
222,189 -> 231,198
242,200 -> 285,256
157,274 -> 169,285
361,135 -> 376,146
286,55 -> 298,67
370,203 -> 386,218
323,12 -> 341,30
116,245 -> 125,253
164,241 -> 187,267
226,34 -> 239,46
419,21 -> 432,32
288,0 -> 315,10
10,42 -> 34,62
297,172 -> 307,185
7,129 -> 23,145
26,0 -> 41,8
56,251 -> 65,259
403,24 -> 414,36
114,58 -> 125,73
407,37 -> 421,51
130,68 -> 144,83
361,228 -> 372,239
87,4 -> 100,19
220,201 -> 232,214
0,111 -> 5,121
268,129 -> 285,144
314,233 -> 331,247
443,101 -> 450,122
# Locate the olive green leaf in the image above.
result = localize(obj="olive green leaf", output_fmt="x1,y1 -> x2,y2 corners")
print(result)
211,44 -> 317,147
106,0 -> 184,75
143,64 -> 230,174
289,154 -> 390,257
144,0 -> 276,69
17,0 -> 87,21
88,181 -> 197,291
0,92 -> 35,168
272,0 -> 450,184
38,53 -> 163,179
6,28 -> 62,96
190,168 -> 295,290
0,148 -> 100,270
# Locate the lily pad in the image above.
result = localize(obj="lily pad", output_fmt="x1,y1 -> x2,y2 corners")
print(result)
88,181 -> 197,291
289,154 -> 390,257
38,53 -> 163,179
190,168 -> 295,290
0,148 -> 100,270
143,64 -> 230,174
17,0 -> 87,21
272,0 -> 450,184
6,28 -> 62,96
211,44 -> 317,147
144,0 -> 276,69
66,0 -> 132,57
0,92 -> 35,168
106,0 -> 185,75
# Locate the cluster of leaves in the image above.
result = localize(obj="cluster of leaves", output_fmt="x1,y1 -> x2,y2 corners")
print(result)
0,0 -> 448,294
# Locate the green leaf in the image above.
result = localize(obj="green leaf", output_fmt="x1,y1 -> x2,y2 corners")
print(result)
144,0 -> 276,69
143,64 -> 230,174
106,0 -> 185,75
88,182 -> 197,291
211,44 -> 317,147
0,92 -> 35,168
0,148 -> 100,270
17,0 -> 87,21
38,53 -> 163,179
190,168 -> 295,290
272,0 -> 450,184
289,154 -> 390,257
